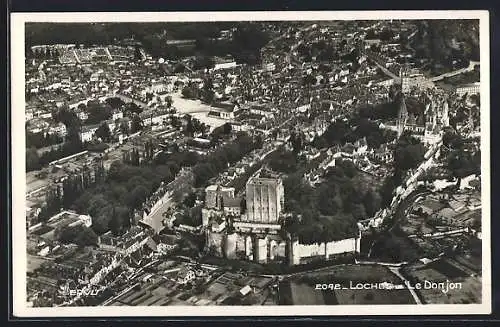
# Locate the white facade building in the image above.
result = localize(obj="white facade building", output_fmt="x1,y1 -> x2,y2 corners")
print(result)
456,82 -> 480,96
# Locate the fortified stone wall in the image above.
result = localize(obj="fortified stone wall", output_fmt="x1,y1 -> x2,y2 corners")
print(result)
290,236 -> 360,265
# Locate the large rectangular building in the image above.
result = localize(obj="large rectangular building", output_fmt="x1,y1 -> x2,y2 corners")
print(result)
244,170 -> 284,224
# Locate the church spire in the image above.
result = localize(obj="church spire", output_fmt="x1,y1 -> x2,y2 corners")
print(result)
441,98 -> 450,127
397,94 -> 408,137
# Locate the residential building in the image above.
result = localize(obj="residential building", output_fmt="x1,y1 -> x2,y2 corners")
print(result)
48,122 -> 67,136
80,125 -> 99,142
112,110 -> 123,120
370,144 -> 393,163
177,268 -> 197,285
456,82 -> 480,96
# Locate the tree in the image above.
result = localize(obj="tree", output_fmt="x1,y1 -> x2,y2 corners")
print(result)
131,115 -> 143,133
447,148 -> 480,183
155,165 -> 173,183
56,224 -> 98,247
182,192 -> 197,208
394,132 -> 425,171
394,143 -> 425,171
357,99 -> 399,121
185,117 -> 194,137
105,97 -> 125,109
126,185 -> 150,209
443,130 -> 464,149
351,203 -> 367,220
26,131 -> 63,149
92,205 -> 114,234
470,94 -> 480,107
26,147 -> 41,172
37,186 -> 62,222
180,205 -> 203,226
303,74 -> 316,86
193,163 -> 215,187
232,23 -> 270,64
321,120 -> 351,146
223,122 -> 232,134
363,190 -> 382,217
124,102 -> 143,115
193,55 -> 215,70
134,46 -> 143,61
86,194 -> 108,217
109,206 -> 130,236
165,96 -> 173,108
85,102 -> 114,125
290,132 -> 303,155
380,175 -> 397,208
202,78 -> 215,104
107,160 -> 123,181
119,121 -> 130,136
297,43 -> 311,58
267,150 -> 298,174
95,122 -> 111,142
55,108 -> 81,145
379,28 -> 394,42
174,63 -> 185,73
317,185 -> 340,215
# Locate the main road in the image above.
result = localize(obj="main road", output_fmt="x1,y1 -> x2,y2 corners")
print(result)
429,60 -> 479,82
140,196 -> 176,234
364,51 -> 400,81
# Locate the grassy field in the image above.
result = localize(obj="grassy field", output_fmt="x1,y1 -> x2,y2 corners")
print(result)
428,259 -> 470,279
415,276 -> 481,304
27,255 -> 51,273
279,265 -> 415,305
290,282 -> 325,305
305,265 -> 403,283
442,70 -> 480,86
334,288 -> 415,305
403,256 -> 482,304
279,281 -> 329,305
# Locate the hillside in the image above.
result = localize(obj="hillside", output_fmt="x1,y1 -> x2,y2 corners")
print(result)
25,22 -> 271,64
25,22 -> 233,47
410,20 -> 480,74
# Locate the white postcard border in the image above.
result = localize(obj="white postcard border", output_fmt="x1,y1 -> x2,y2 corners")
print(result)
11,10 -> 491,317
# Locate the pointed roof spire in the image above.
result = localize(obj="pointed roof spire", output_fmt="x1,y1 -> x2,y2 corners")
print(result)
398,93 -> 408,119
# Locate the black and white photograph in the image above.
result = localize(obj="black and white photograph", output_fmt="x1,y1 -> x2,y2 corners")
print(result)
11,11 -> 491,317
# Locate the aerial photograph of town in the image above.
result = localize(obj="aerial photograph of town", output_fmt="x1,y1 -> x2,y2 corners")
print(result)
21,17 -> 484,309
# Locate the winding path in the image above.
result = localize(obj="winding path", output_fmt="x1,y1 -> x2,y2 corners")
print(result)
388,266 -> 423,304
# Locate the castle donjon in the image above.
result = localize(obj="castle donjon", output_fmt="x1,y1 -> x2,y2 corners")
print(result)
203,168 -> 360,265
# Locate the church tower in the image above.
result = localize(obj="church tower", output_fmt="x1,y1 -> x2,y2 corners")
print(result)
400,65 -> 410,94
423,97 -> 438,142
467,107 -> 474,133
441,98 -> 450,128
215,185 -> 223,210
397,94 -> 408,137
